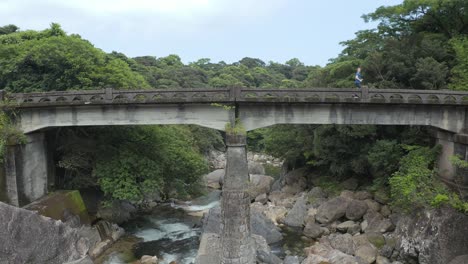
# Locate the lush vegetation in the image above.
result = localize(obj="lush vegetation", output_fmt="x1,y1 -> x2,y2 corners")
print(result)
0,0 -> 467,210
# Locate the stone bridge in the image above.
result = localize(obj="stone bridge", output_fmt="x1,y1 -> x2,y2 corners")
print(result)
5,87 -> 468,133
3,87 -> 468,264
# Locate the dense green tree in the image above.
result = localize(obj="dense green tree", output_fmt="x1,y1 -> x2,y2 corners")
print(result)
0,24 -> 19,35
0,24 -> 149,92
449,37 -> 468,90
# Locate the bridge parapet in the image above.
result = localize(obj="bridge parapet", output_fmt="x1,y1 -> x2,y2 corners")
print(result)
6,88 -> 232,107
237,87 -> 468,104
4,87 -> 468,107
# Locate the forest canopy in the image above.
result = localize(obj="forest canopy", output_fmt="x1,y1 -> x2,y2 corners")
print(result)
0,0 -> 466,210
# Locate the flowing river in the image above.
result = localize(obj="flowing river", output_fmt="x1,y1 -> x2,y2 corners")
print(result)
98,190 -> 309,264
100,191 -> 221,264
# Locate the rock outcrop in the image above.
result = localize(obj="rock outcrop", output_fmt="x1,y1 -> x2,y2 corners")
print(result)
0,202 -> 92,264
393,206 -> 468,264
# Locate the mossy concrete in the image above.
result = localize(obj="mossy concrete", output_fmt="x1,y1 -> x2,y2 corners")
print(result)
24,190 -> 90,225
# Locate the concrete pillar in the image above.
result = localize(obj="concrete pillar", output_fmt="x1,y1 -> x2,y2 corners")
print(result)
221,134 -> 255,264
435,130 -> 468,196
435,130 -> 457,181
4,144 -> 19,206
4,132 -> 48,206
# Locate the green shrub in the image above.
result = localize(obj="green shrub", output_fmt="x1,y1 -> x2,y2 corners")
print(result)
389,145 -> 441,210
389,145 -> 468,214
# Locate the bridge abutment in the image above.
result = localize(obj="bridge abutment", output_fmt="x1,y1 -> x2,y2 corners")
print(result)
4,132 -> 49,206
221,134 -> 255,264
435,130 -> 468,196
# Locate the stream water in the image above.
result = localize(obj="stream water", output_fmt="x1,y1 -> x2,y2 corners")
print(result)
100,191 -> 221,264
100,190 -> 310,264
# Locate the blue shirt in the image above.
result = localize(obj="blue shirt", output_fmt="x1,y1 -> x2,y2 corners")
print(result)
355,72 -> 362,84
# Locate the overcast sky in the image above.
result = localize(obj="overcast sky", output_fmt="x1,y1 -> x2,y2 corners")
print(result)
1,0 -> 403,66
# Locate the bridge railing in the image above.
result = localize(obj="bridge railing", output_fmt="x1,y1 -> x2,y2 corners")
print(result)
237,87 -> 468,104
4,87 -> 468,107
6,88 -> 232,106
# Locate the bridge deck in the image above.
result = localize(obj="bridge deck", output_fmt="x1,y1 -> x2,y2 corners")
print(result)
3,87 -> 468,107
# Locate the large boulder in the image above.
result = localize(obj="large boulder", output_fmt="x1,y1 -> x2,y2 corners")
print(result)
0,202 -> 92,263
363,211 -> 394,233
207,149 -> 226,169
315,197 -> 349,224
393,207 -> 468,264
346,199 -> 368,220
23,190 -> 91,226
303,221 -> 323,239
252,203 -> 287,225
249,161 -> 266,175
284,194 -> 309,227
303,241 -> 358,264
282,168 -> 308,194
253,234 -> 282,264
448,255 -> 468,264
308,187 -> 328,199
355,245 -> 377,264
268,190 -> 297,208
203,169 -> 224,189
195,232 -> 221,264
327,233 -> 356,255
248,174 -> 274,199
251,205 -> 283,244
96,200 -> 136,225
284,256 -> 302,264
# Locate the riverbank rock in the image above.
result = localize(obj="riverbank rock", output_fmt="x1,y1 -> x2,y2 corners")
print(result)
303,221 -> 323,239
251,205 -> 284,244
0,202 -> 92,263
97,200 -> 137,224
303,241 -> 358,264
282,168 -> 308,194
393,206 -> 468,264
249,161 -> 266,175
355,244 -> 377,264
195,232 -> 221,264
248,174 -> 274,199
140,255 -> 159,264
284,193 -> 309,227
252,235 -> 283,264
315,197 -> 349,224
327,233 -> 355,255
203,169 -> 224,189
207,149 -> 226,169
23,190 -> 90,226
261,204 -> 288,225
448,255 -> 468,264
346,199 -> 368,220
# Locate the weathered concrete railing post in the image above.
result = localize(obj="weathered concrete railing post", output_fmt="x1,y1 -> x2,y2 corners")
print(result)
361,86 -> 369,100
104,87 -> 114,102
221,133 -> 255,264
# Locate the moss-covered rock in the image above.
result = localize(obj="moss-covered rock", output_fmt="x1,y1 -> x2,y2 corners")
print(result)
366,232 -> 386,249
24,190 -> 90,225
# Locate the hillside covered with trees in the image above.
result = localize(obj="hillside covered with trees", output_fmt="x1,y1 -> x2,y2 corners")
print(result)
0,0 -> 466,211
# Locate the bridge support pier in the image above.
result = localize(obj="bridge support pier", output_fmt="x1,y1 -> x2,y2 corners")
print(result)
435,130 -> 468,196
221,134 -> 255,264
4,132 -> 49,206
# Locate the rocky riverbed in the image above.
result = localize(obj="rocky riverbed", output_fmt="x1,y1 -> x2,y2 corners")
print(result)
1,151 -> 467,264
197,151 -> 468,264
